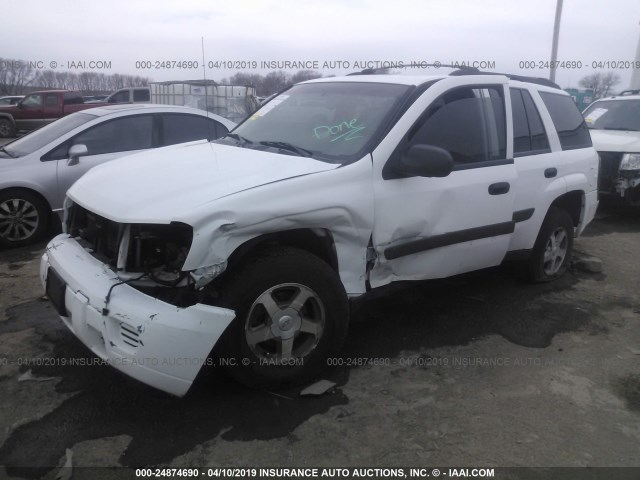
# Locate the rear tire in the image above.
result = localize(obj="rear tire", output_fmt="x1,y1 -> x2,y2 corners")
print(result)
527,206 -> 574,282
0,119 -> 15,138
215,247 -> 349,388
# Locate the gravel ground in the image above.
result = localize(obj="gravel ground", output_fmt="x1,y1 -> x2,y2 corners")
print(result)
0,202 -> 638,479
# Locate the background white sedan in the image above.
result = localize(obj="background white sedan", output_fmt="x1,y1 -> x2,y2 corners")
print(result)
0,104 -> 235,247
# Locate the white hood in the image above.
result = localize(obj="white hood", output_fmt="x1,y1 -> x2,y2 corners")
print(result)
68,141 -> 339,223
589,129 -> 640,153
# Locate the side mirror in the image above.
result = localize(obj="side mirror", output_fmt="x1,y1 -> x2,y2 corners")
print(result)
398,144 -> 454,178
16,102 -> 24,109
67,144 -> 88,166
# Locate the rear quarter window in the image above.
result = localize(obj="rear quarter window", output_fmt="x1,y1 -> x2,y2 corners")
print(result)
510,88 -> 550,156
133,89 -> 150,102
63,92 -> 84,105
540,92 -> 592,150
161,114 -> 226,144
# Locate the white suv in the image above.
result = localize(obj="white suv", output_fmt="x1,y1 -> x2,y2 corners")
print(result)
40,71 -> 599,396
583,91 -> 640,205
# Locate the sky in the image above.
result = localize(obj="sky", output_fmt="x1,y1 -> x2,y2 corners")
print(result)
2,0 -> 640,91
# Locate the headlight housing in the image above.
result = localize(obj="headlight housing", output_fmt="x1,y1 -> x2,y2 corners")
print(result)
620,153 -> 640,171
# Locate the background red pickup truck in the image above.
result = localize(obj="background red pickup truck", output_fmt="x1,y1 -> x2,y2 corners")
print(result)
0,90 -> 100,137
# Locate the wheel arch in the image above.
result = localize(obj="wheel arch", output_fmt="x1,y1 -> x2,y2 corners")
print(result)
224,228 -> 340,274
549,189 -> 584,227
0,112 -> 16,124
0,186 -> 53,214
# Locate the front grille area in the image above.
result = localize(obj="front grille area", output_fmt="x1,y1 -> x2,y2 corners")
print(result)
67,203 -> 193,276
67,203 -> 121,267
598,151 -> 624,193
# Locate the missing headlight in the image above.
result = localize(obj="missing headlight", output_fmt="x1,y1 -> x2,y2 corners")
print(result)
68,203 -> 193,286
126,223 -> 193,285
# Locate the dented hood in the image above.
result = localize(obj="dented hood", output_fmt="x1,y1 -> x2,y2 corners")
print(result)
67,140 -> 339,223
589,129 -> 640,152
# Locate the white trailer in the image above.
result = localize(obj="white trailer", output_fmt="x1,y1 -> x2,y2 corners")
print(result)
150,81 -> 259,123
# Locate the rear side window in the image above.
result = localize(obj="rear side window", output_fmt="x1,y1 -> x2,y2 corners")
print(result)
44,94 -> 58,107
161,114 -> 226,145
63,92 -> 83,105
109,90 -> 130,103
407,85 -> 507,165
510,88 -> 550,156
522,91 -> 550,151
133,89 -> 150,102
540,92 -> 592,150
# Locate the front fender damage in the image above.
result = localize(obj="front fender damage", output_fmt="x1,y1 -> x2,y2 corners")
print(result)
180,159 -> 375,296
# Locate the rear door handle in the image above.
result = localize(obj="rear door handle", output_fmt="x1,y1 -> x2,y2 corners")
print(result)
488,182 -> 510,195
545,168 -> 557,178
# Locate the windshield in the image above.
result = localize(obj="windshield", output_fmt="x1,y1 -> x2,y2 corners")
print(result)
583,99 -> 640,131
217,82 -> 412,163
3,112 -> 97,157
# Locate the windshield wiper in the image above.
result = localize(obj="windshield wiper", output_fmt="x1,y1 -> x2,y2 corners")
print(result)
0,146 -> 16,158
259,141 -> 313,157
223,133 -> 254,146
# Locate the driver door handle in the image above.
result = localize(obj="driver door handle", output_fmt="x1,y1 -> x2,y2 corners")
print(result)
488,182 -> 510,195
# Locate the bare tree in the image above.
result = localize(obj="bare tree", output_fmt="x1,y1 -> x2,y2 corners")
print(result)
130,75 -> 149,87
579,72 -> 621,99
34,69 -> 58,89
260,71 -> 290,96
1,57 -> 150,94
290,70 -> 323,84
228,72 -> 263,87
0,57 -> 36,94
220,70 -> 323,96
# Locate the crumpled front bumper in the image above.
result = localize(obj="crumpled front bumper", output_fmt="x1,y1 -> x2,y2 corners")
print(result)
40,234 -> 235,396
616,171 -> 640,205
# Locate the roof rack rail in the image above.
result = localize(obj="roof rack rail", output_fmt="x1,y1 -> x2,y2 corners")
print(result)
619,89 -> 640,96
448,69 -> 561,89
345,65 -> 561,89
346,63 -> 479,76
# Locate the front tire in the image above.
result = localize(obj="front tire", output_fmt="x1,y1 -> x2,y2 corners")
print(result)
0,189 -> 50,248
527,206 -> 574,282
216,247 -> 349,388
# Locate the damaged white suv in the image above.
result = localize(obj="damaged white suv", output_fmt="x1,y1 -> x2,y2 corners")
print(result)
583,91 -> 640,205
41,71 -> 599,396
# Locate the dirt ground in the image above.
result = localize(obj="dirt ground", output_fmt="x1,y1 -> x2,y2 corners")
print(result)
0,202 -> 638,479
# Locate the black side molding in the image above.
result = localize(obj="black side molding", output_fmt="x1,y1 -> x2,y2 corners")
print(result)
452,158 -> 514,171
503,249 -> 533,262
512,208 -> 535,223
384,221 -> 515,260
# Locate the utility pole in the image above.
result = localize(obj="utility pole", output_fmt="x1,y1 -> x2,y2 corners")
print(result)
550,0 -> 564,83
630,22 -> 640,89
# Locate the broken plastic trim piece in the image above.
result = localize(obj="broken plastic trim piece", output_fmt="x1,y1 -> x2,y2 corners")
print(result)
190,261 -> 228,289
616,176 -> 640,197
